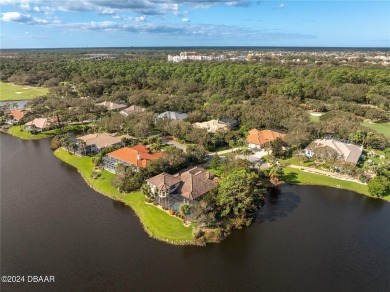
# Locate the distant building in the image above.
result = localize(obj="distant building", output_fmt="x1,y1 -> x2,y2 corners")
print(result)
119,105 -> 146,117
193,119 -> 237,133
304,138 -> 363,165
102,144 -> 163,173
246,129 -> 286,149
157,111 -> 188,121
6,110 -> 25,125
96,101 -> 127,111
168,51 -> 225,62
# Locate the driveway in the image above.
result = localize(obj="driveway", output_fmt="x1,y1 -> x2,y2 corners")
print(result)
162,138 -> 187,152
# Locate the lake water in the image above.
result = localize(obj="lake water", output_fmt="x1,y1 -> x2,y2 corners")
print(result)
1,133 -> 389,292
0,100 -> 30,109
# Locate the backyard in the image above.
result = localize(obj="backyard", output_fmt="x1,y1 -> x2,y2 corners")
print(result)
54,148 -> 195,244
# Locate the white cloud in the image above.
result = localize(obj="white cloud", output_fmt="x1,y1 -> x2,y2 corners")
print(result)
181,17 -> 190,22
1,12 -> 48,24
278,3 -> 285,8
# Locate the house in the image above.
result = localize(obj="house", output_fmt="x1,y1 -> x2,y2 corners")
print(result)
146,166 -> 217,208
70,133 -> 128,155
304,138 -> 363,165
5,110 -> 24,125
96,101 -> 127,111
102,144 -> 163,173
193,119 -> 233,133
157,111 -> 188,121
24,118 -> 51,132
119,105 -> 146,117
246,129 -> 286,149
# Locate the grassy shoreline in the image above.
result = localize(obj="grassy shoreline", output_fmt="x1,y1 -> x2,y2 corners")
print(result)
283,167 -> 389,202
54,148 -> 196,245
7,125 -> 90,140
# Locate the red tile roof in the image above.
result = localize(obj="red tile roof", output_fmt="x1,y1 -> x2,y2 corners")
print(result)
107,144 -> 163,168
10,110 -> 24,120
246,129 -> 285,146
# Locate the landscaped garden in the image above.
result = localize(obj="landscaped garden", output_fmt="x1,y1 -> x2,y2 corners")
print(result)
8,124 -> 90,140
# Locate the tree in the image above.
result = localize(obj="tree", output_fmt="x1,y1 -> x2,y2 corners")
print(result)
210,154 -> 221,169
368,176 -> 390,197
216,167 -> 263,228
179,204 -> 191,222
270,137 -> 285,158
268,165 -> 284,187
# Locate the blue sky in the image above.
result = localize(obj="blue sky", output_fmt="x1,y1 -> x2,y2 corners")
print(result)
0,1 -> 389,48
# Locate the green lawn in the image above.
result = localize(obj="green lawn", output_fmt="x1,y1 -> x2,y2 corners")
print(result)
54,148 -> 195,244
8,124 -> 90,140
0,82 -> 48,101
361,122 -> 390,139
281,157 -> 315,167
310,115 -> 320,123
282,167 -> 373,197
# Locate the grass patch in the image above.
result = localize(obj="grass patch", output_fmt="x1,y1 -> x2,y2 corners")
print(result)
361,122 -> 390,139
54,148 -> 195,244
282,166 -> 372,197
8,124 -> 90,140
310,115 -> 320,123
0,82 -> 48,101
281,157 -> 315,167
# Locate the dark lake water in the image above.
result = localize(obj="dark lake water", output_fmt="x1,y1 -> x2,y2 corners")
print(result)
1,133 -> 390,292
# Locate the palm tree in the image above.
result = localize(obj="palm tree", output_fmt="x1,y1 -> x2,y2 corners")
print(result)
269,164 -> 284,187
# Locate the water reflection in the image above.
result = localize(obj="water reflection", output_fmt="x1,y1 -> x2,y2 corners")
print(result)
256,187 -> 301,223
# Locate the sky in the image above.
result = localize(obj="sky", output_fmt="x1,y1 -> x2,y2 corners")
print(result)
0,0 -> 389,48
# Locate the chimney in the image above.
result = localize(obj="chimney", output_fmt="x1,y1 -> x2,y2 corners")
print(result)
137,153 -> 142,160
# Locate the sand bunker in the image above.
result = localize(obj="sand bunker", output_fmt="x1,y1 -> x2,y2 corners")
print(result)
15,92 -> 23,94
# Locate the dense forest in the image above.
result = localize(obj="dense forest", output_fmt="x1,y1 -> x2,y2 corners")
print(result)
1,49 -> 389,150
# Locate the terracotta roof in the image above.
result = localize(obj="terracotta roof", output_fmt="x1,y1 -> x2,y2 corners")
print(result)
246,129 -> 285,146
25,118 -> 49,129
146,173 -> 181,192
176,166 -> 217,200
96,101 -> 127,110
76,133 -> 126,148
107,144 -> 163,168
120,105 -> 146,116
10,110 -> 24,120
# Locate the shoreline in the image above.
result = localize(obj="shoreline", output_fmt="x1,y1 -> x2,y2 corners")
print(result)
53,148 -> 198,246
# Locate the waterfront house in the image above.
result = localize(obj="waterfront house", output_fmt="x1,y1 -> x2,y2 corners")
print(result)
24,118 -> 51,132
5,110 -> 25,125
193,119 -> 235,133
119,105 -> 146,117
96,101 -> 127,111
146,166 -> 217,209
70,132 -> 128,156
246,129 -> 286,149
102,144 -> 163,173
156,111 -> 188,121
304,138 -> 363,165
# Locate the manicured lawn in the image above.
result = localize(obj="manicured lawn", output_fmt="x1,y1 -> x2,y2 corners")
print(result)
8,124 -> 90,140
283,167 -> 370,196
0,82 -> 48,101
310,115 -> 320,123
281,157 -> 315,167
361,122 -> 390,139
54,148 -> 195,244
